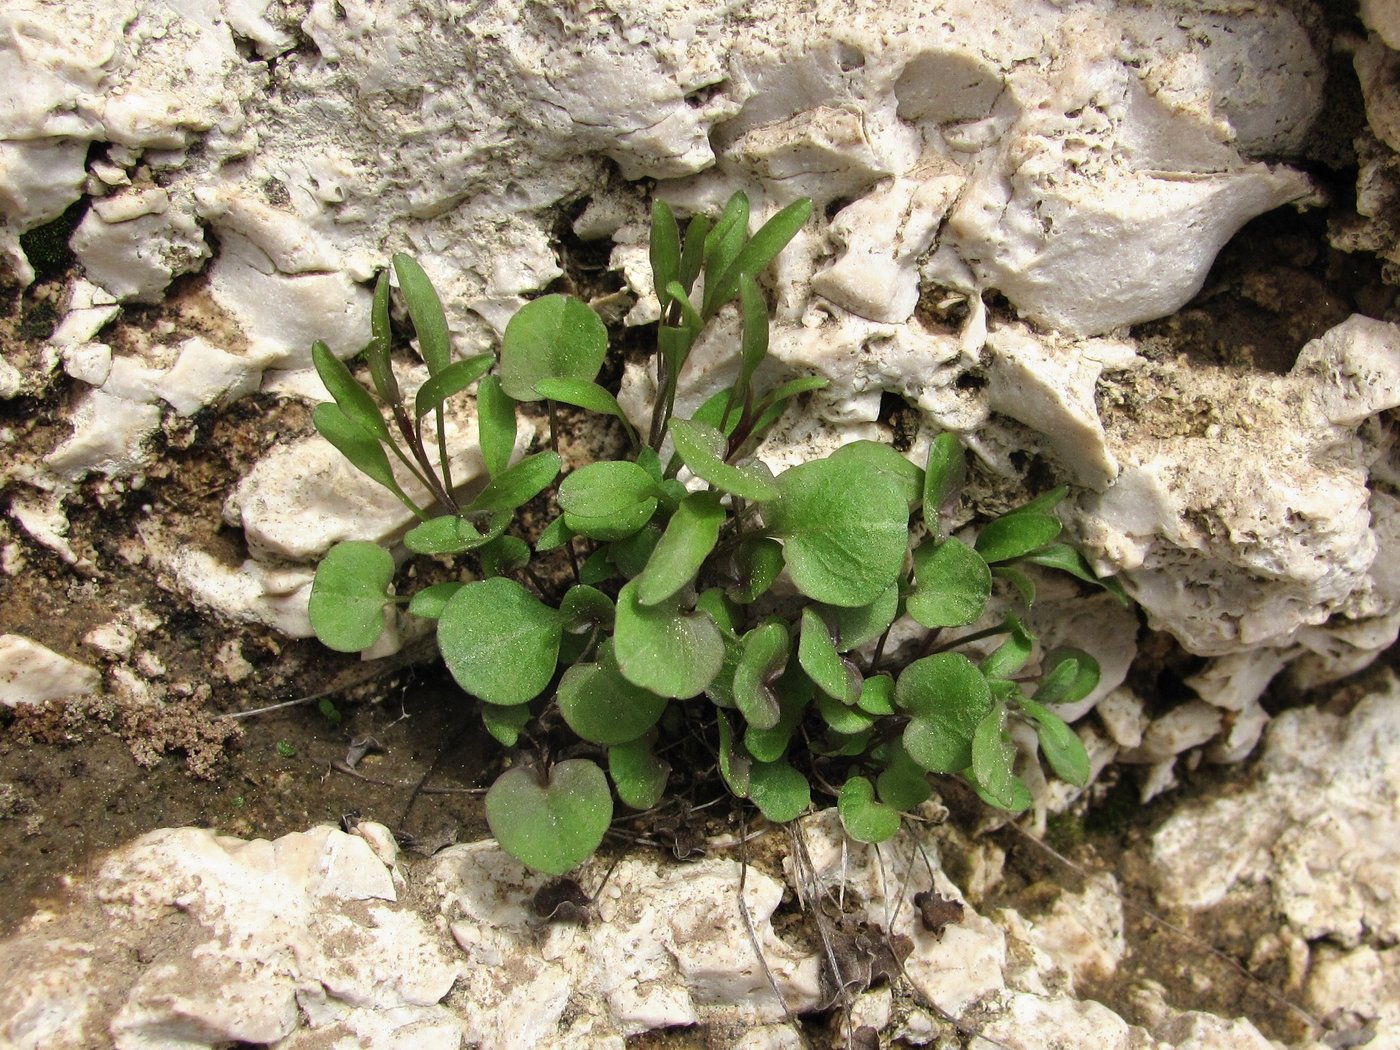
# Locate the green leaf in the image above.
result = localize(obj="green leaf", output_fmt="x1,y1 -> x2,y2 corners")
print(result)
482,703 -> 531,747
708,197 -> 813,312
480,534 -> 531,577
560,584 -> 614,633
1033,648 -> 1101,705
747,376 -> 830,440
312,403 -> 418,513
668,419 -> 779,502
817,689 -> 875,735
831,441 -> 923,510
798,607 -> 858,703
579,548 -> 615,586
717,711 -> 750,796
735,274 -> 769,410
313,341 -> 390,442
309,541 -> 393,652
610,734 -> 670,810
407,581 -> 464,620
485,760 -> 611,875
994,565 -> 1037,607
971,703 -> 1022,810
897,652 -> 994,772
975,511 -> 1062,564
908,536 -> 992,628
747,759 -> 811,823
696,587 -> 740,635
1018,696 -> 1090,787
838,776 -> 901,844
727,537 -> 785,604
499,294 -> 609,402
636,446 -> 663,481
558,641 -> 668,745
467,451 -> 561,513
637,492 -> 724,606
857,673 -> 896,716
733,620 -> 790,731
613,579 -> 724,699
1018,543 -> 1130,604
701,193 -> 750,316
608,523 -> 662,579
770,455 -> 909,607
743,671 -> 810,761
876,744 -> 932,810
559,460 -> 660,541
535,515 -> 574,552
678,212 -> 710,292
1018,486 -> 1069,514
533,377 -> 638,445
414,354 -> 494,419
970,772 -> 1032,813
650,199 -> 681,311
404,513 -> 506,555
923,433 -> 964,527
979,615 -> 1034,678
364,270 -> 399,404
438,578 -> 562,706
476,374 -> 517,478
393,254 -> 452,376
819,583 -> 899,652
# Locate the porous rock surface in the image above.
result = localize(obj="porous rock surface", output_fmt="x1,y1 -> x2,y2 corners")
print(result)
0,807 -> 1296,1049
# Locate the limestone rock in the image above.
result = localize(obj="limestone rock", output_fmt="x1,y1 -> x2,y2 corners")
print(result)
0,634 -> 101,707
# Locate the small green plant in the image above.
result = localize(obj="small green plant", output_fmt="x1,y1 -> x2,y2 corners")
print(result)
306,193 -> 1125,875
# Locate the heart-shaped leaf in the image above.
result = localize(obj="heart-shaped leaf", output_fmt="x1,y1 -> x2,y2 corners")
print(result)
613,580 -> 724,699
770,455 -> 909,608
897,652 -> 993,773
481,702 -> 531,747
817,689 -> 875,735
438,578 -> 561,706
908,536 -> 992,628
309,541 -> 393,652
876,743 -> 932,810
831,441 -> 923,510
558,641 -> 668,746
838,775 -> 901,844
856,673 -> 897,716
743,671 -> 811,762
499,294 -> 609,402
485,760 -> 612,875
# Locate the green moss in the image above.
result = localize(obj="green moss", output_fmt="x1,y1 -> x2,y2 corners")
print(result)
19,199 -> 87,280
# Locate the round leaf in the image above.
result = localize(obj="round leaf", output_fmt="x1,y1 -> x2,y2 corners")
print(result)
438,578 -> 561,706
407,581 -> 464,620
610,735 -> 670,811
485,760 -> 612,875
558,643 -> 668,746
771,455 -> 909,607
747,760 -> 811,823
819,583 -> 899,652
1034,647 -> 1102,705
482,703 -> 530,747
839,776 -> 901,844
499,294 -> 609,402
908,536 -> 992,628
831,441 -> 923,509
897,653 -> 994,773
559,460 -> 660,541
613,580 -> 724,699
309,541 -> 393,652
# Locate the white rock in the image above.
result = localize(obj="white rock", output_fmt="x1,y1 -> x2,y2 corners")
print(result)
1096,688 -> 1147,750
1307,944 -> 1400,1047
43,389 -> 162,485
71,200 -> 209,303
1152,672 -> 1400,946
1121,701 -> 1222,765
0,634 -> 101,708
154,337 -> 264,415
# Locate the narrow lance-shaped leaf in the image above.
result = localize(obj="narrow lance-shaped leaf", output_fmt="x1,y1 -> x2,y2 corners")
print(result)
392,254 -> 452,376
1018,696 -> 1091,787
979,615 -> 1035,679
466,451 -> 561,514
312,341 -> 390,442
668,419 -> 779,502
975,510 -> 1063,564
708,197 -> 813,311
312,403 -> 422,517
1033,648 -> 1101,705
650,199 -> 681,312
637,491 -> 724,606
1018,543 -> 1130,604
923,432 -> 964,529
414,354 -> 494,420
701,193 -> 749,316
365,270 -> 399,404
678,213 -> 710,293
476,374 -> 516,478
